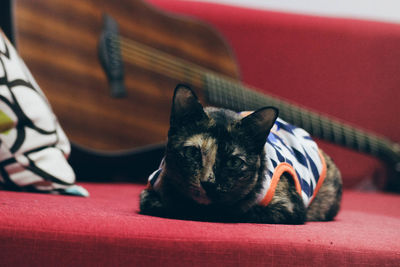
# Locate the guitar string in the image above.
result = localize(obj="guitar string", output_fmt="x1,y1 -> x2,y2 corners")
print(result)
113,36 -> 393,156
119,44 -> 203,87
120,46 -> 390,157
118,38 -> 386,143
118,36 -> 207,86
204,73 -> 378,152
117,37 -> 390,155
208,75 -> 389,155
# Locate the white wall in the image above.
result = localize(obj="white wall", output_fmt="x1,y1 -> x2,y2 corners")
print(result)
186,0 -> 400,24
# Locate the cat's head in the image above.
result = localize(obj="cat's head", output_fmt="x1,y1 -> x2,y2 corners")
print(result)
164,84 -> 278,206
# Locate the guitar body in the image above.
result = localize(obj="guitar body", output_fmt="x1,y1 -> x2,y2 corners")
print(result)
14,0 -> 239,151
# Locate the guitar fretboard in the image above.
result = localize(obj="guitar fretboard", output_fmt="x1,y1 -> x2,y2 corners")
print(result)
204,73 -> 394,159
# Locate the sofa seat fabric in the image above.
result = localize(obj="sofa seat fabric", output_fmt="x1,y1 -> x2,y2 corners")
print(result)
0,182 -> 399,266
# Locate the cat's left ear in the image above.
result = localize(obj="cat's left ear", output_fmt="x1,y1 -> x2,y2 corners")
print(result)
170,84 -> 207,126
238,107 -> 279,148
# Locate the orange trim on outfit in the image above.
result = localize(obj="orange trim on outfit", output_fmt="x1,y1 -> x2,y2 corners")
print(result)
259,151 -> 327,207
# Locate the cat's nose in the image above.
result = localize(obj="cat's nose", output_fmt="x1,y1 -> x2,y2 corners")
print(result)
200,181 -> 216,195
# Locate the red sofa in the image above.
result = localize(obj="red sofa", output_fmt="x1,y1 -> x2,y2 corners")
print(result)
1,1 -> 400,266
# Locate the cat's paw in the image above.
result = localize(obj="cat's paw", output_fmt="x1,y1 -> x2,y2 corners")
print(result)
139,189 -> 166,216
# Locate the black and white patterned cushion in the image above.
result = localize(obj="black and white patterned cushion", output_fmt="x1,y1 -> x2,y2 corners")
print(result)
0,31 -> 88,197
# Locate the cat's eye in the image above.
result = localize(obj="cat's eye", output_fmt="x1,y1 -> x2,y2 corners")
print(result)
182,146 -> 202,160
227,157 -> 245,169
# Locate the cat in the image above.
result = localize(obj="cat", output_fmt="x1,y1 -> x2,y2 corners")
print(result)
140,84 -> 342,224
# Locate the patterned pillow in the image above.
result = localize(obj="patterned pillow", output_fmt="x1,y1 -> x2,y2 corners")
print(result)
0,30 -> 88,197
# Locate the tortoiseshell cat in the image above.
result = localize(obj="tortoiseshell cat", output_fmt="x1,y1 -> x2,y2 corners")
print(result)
140,84 -> 342,224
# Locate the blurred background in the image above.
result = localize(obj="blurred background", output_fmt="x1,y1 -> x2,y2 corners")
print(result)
187,0 -> 400,24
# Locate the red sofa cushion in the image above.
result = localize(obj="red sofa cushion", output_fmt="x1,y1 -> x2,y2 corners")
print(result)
147,0 -> 400,190
1,182 -> 399,266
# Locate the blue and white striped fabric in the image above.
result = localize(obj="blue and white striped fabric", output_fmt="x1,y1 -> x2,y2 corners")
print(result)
255,117 -> 326,207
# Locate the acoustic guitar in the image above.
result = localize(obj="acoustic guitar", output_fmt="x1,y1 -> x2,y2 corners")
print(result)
12,0 -> 400,189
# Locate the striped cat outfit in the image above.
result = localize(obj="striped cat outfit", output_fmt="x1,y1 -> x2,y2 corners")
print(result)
251,116 -> 327,207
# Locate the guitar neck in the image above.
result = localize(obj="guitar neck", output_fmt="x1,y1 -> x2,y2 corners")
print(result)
115,34 -> 398,163
204,73 -> 397,160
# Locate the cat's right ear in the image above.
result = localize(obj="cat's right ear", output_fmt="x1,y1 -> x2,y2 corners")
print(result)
238,107 -> 279,149
170,84 -> 207,126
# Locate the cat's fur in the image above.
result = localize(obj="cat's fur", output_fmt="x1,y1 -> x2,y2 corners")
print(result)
140,85 -> 342,224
